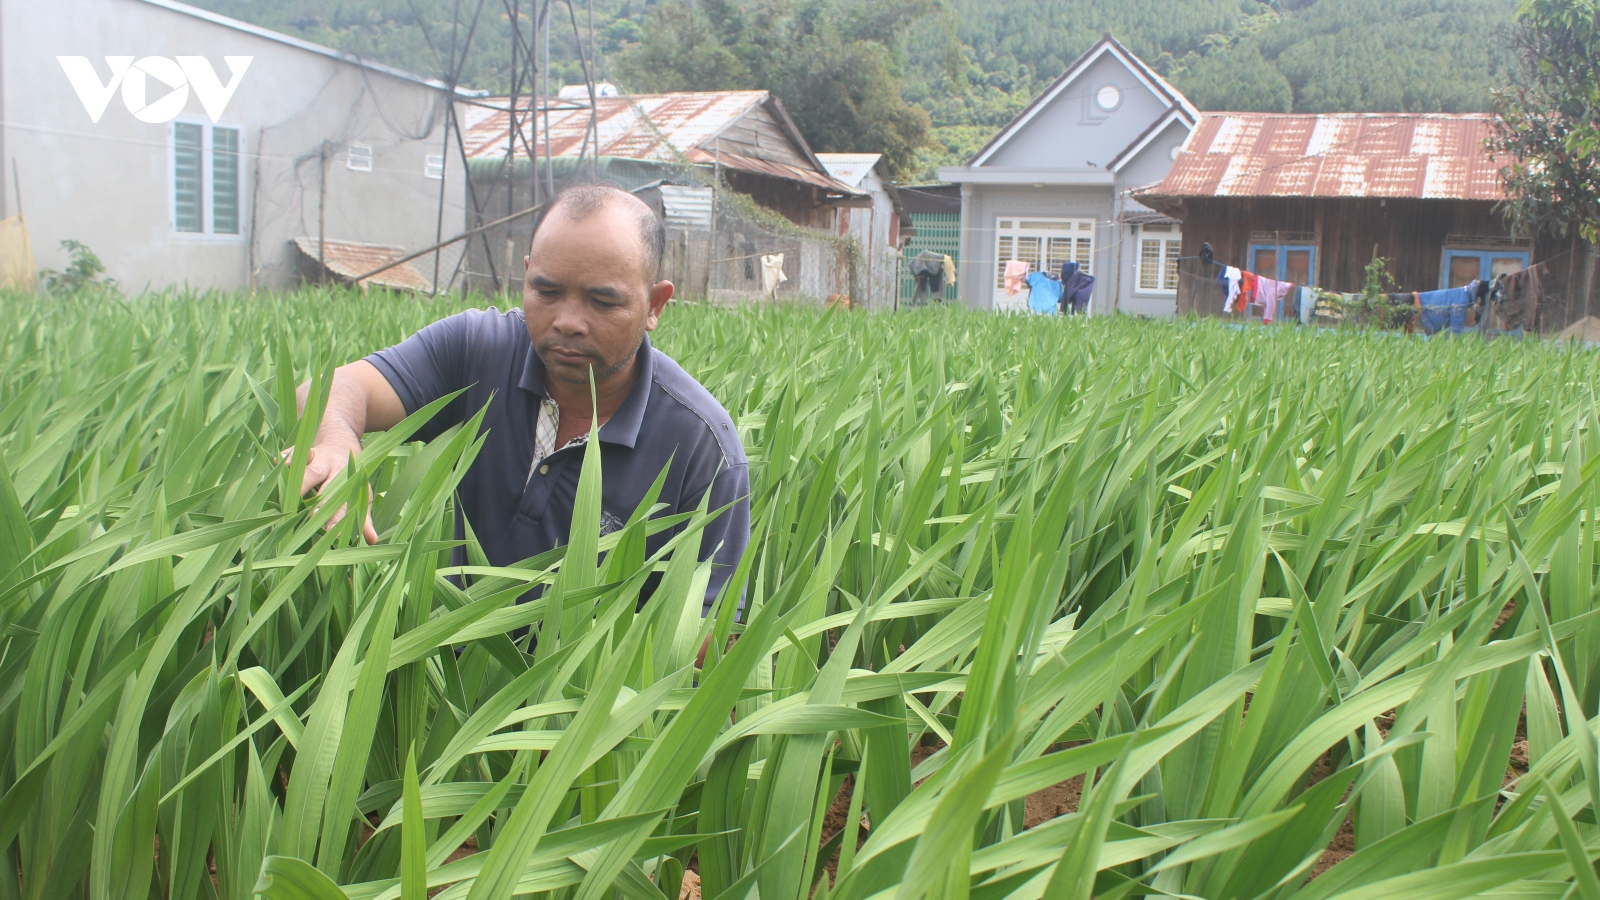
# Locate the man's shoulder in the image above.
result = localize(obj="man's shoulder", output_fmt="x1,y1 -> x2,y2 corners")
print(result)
647,347 -> 747,467
437,305 -> 528,346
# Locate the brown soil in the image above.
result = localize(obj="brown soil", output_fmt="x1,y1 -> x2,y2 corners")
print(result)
1309,813 -> 1355,879
445,834 -> 478,864
679,869 -> 702,900
1495,599 -> 1519,631
1023,775 -> 1084,827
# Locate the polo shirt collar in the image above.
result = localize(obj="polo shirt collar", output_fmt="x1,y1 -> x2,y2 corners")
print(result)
518,333 -> 653,449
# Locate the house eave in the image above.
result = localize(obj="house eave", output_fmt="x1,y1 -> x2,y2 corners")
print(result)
938,167 -> 1116,186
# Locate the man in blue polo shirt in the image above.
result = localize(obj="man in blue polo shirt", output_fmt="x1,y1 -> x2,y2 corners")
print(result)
293,184 -> 750,613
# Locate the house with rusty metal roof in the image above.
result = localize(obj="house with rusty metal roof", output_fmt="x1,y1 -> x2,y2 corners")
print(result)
459,89 -> 860,231
1136,111 -> 1557,318
938,34 -> 1198,316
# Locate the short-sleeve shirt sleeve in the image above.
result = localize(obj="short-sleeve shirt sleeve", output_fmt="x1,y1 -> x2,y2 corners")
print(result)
364,308 -> 513,442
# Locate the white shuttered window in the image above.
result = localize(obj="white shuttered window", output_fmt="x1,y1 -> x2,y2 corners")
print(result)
1137,223 -> 1181,293
171,120 -> 241,236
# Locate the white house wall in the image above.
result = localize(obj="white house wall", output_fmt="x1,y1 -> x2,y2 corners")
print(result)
4,0 -> 467,292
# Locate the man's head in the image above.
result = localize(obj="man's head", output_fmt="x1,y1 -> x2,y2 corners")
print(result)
523,183 -> 673,389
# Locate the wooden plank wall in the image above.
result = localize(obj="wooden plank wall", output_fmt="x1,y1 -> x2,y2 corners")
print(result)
1174,197 -> 1565,316
708,103 -> 812,170
724,171 -> 833,229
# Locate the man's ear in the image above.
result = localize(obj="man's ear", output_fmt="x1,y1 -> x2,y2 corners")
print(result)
644,280 -> 674,330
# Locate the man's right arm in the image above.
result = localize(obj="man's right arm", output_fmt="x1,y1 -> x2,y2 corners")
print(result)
295,360 -> 405,486
288,307 -> 491,540
291,361 -> 405,544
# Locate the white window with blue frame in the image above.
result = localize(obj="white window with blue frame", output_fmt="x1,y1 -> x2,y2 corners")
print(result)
171,118 -> 242,237
1247,238 -> 1317,286
1440,241 -> 1530,289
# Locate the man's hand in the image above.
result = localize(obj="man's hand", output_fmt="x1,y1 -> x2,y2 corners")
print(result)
282,361 -> 404,546
280,443 -> 379,544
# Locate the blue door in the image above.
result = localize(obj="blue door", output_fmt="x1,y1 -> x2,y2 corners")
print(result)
1441,249 -> 1529,289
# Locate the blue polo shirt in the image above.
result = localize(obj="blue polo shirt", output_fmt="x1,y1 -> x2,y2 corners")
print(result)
365,307 -> 750,612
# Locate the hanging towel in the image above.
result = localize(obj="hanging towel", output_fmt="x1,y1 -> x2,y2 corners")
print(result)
760,253 -> 787,300
942,254 -> 957,285
1026,272 -> 1063,314
1004,260 -> 1030,296
1221,266 -> 1242,312
1299,286 -> 1316,325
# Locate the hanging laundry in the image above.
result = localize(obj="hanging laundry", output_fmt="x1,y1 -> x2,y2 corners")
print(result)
1313,292 -> 1350,322
1062,266 -> 1096,315
1026,271 -> 1064,314
1255,277 -> 1293,324
760,253 -> 787,300
1415,285 -> 1475,334
1221,266 -> 1242,312
909,250 -> 945,301
1299,286 -> 1317,326
1004,260 -> 1031,296
941,254 -> 957,286
1237,271 -> 1258,313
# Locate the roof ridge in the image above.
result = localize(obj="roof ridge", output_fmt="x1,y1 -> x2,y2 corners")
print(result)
131,0 -> 485,96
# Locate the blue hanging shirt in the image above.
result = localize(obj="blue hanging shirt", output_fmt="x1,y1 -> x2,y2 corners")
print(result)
1026,272 -> 1064,314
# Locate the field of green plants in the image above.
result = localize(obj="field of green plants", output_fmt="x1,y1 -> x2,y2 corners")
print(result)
6,289 -> 1600,900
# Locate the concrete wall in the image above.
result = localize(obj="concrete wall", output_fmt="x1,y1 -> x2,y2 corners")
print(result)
956,184 -> 1114,311
1111,118 -> 1194,318
983,52 -> 1170,171
4,0 -> 467,292
1117,118 -> 1189,188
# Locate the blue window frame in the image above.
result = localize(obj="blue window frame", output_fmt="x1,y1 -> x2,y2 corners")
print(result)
1247,243 -> 1317,286
1441,248 -> 1529,289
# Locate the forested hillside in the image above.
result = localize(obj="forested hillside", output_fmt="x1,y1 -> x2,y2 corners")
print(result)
186,0 -> 1519,179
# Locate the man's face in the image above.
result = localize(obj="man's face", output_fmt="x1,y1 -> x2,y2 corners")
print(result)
522,202 -> 672,387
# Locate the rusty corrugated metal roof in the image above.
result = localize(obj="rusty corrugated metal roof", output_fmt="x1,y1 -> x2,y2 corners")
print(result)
683,148 -> 855,193
460,91 -> 860,194
293,237 -> 433,292
461,91 -> 770,162
1143,112 -> 1504,201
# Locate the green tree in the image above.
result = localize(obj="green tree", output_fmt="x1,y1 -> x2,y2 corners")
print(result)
612,0 -> 934,176
1489,0 -> 1600,243
1177,42 -> 1293,112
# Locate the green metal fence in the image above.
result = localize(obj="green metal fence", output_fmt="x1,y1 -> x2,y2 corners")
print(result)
900,212 -> 960,305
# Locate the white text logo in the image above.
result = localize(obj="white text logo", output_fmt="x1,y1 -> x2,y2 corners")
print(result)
57,56 -> 253,124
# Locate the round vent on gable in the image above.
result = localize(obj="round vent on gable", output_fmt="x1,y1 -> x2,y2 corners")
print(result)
1096,84 -> 1121,111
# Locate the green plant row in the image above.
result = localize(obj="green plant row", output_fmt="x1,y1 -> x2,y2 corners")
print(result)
4,288 -> 1600,900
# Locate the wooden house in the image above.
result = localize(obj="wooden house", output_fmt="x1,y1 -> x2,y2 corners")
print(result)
1135,112 -> 1575,317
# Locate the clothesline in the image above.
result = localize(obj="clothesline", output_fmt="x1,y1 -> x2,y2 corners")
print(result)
1192,253 -> 1502,333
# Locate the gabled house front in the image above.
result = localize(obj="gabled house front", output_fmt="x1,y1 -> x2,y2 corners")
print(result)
939,34 -> 1196,315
